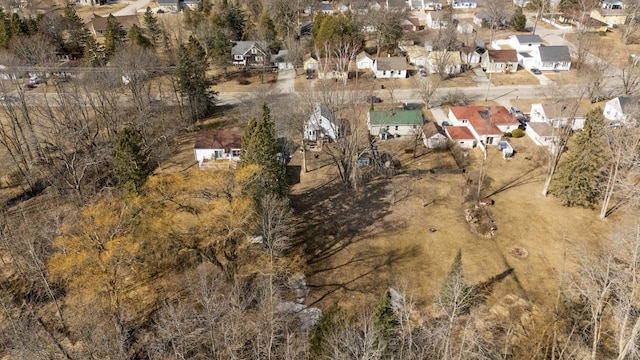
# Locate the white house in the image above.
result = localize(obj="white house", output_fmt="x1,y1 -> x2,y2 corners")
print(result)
445,126 -> 477,148
356,51 -> 375,70
481,49 -> 518,73
457,23 -> 475,34
194,130 -> 242,168
271,50 -> 293,70
601,0 -> 623,9
532,45 -> 571,71
305,103 -> 340,141
603,96 -> 640,124
450,0 -> 477,8
373,57 -> 408,78
508,34 -> 544,52
368,109 -> 424,139
526,122 -> 558,147
422,122 -> 448,148
530,102 -> 587,130
426,11 -> 448,29
428,51 -> 463,76
157,0 -> 180,12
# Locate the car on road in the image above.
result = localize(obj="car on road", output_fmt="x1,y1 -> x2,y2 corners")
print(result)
531,68 -> 542,75
510,106 -> 525,120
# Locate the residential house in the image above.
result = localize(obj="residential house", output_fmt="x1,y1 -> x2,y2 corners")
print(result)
530,102 -> 587,130
406,46 -> 431,66
457,23 -> 475,34
445,126 -> 476,148
590,8 -> 628,27
350,0 -> 370,13
271,50 -> 293,70
303,55 -> 319,71
194,130 -> 242,168
481,49 -> 518,73
182,0 -> 200,10
517,51 -> 537,69
576,15 -> 609,33
402,17 -> 421,31
368,109 -> 424,139
461,45 -> 483,66
319,2 -> 334,14
158,0 -> 180,12
422,122 -> 448,148
373,57 -> 408,78
448,106 -> 519,146
87,14 -> 140,37
305,103 -> 340,141
601,0 -> 623,9
231,41 -> 267,66
526,122 -> 558,147
386,0 -> 408,9
513,0 -> 531,7
533,45 -> 571,71
473,11 -> 491,26
449,0 -> 477,9
426,11 -> 448,29
408,0 -> 425,10
508,34 -> 543,52
428,51 -> 464,76
603,96 -> 640,124
424,0 -> 443,10
411,0 -> 443,10
356,51 -> 375,70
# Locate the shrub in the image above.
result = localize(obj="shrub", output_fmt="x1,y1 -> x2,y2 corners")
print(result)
598,31 -> 606,36
504,132 -> 513,137
511,128 -> 525,138
238,78 -> 251,85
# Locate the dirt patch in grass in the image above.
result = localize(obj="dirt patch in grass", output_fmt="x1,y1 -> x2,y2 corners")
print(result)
490,71 -> 540,86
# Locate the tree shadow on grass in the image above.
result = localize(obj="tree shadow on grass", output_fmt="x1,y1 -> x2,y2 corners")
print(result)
485,167 -> 546,198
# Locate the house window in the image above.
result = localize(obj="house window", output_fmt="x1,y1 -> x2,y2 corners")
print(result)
383,70 -> 387,75
413,125 -> 417,129
234,55 -> 243,60
395,126 -> 399,131
231,150 -> 240,157
251,48 -> 257,54
385,125 -> 390,130
255,56 -> 263,62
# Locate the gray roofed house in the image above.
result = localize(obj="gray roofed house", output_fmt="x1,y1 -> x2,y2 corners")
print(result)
604,96 -> 640,123
305,103 -> 340,141
535,45 -> 571,71
514,35 -> 543,44
373,57 -> 408,78
158,0 -> 179,12
231,41 -> 268,66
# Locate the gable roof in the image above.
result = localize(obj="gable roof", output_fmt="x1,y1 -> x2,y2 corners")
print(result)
607,96 -> 640,114
369,109 -> 423,126
445,126 -> 475,140
231,41 -> 265,56
527,122 -> 556,137
450,106 -> 516,135
538,45 -> 571,63
487,49 -> 518,62
375,57 -> 408,71
538,102 -> 587,119
316,103 -> 337,123
356,51 -> 373,62
194,130 -> 243,151
422,122 -> 443,138
512,35 -> 543,44
158,0 -> 179,5
89,14 -> 140,33
429,51 -> 463,65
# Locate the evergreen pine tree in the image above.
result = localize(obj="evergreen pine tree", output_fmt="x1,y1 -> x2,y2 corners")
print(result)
63,4 -> 90,52
438,250 -> 475,315
24,16 -> 38,35
373,290 -> 400,355
309,303 -> 342,358
83,35 -> 103,66
127,24 -> 151,48
113,127 -> 152,194
204,27 -> 231,70
240,103 -> 289,198
176,35 -> 216,121
552,108 -> 606,207
0,10 -> 11,48
511,6 -> 527,32
104,14 -> 126,58
143,7 -> 161,48
9,13 -> 25,37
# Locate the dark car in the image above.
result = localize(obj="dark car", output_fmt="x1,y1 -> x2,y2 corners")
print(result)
531,68 -> 542,75
365,95 -> 383,103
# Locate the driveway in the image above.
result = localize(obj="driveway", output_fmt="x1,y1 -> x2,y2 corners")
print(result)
275,68 -> 295,94
113,0 -> 153,16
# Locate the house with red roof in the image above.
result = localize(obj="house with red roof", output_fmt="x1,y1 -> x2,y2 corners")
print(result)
444,126 -> 476,149
447,106 -> 518,147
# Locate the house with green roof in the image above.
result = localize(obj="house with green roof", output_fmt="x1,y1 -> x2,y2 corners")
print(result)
368,109 -> 424,139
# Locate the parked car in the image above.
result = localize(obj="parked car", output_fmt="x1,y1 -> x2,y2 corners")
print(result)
29,75 -> 43,85
0,95 -> 18,102
23,83 -> 36,91
510,106 -> 526,122
531,68 -> 541,75
365,95 -> 383,103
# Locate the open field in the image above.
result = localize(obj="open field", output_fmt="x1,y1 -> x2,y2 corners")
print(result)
287,132 -> 617,313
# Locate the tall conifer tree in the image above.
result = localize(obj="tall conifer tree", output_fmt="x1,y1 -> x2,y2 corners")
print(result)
176,35 -> 216,121
552,108 -> 606,207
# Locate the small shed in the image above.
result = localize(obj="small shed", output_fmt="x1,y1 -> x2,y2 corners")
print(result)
498,141 -> 514,158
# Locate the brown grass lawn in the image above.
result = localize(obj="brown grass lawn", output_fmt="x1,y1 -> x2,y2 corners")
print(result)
440,72 -> 477,87
288,134 -> 618,313
543,69 -> 581,84
212,70 -> 278,92
75,3 -> 129,21
565,30 -> 640,68
490,71 -> 540,86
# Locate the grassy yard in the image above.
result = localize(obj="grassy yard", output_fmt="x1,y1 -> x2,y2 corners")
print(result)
490,70 -> 540,86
